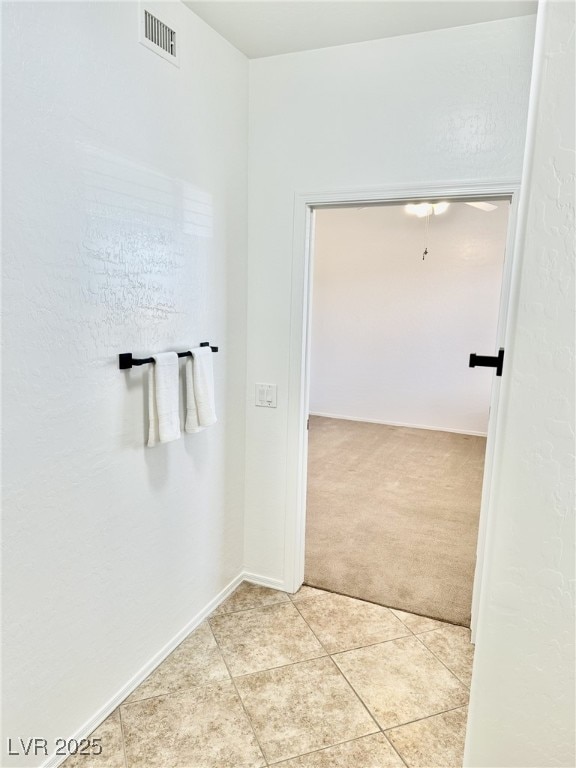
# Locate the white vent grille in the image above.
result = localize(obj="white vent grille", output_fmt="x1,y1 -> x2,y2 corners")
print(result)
139,6 -> 180,67
145,11 -> 176,57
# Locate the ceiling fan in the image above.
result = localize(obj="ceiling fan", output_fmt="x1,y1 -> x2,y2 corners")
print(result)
405,200 -> 498,217
464,201 -> 499,212
403,200 -> 499,261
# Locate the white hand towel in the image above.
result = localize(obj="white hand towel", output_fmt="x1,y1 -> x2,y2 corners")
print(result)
147,352 -> 181,447
185,347 -> 217,433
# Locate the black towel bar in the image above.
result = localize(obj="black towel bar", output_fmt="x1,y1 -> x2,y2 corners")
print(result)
119,342 -> 218,370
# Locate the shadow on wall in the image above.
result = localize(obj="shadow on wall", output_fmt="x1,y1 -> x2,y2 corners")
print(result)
77,143 -> 216,464
78,142 -> 213,337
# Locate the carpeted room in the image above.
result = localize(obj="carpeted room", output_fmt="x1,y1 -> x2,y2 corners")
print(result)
305,200 -> 511,627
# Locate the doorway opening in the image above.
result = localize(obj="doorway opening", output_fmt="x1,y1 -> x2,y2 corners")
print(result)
303,197 -> 511,628
284,182 -> 520,641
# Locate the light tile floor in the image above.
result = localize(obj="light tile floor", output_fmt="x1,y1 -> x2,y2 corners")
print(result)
63,582 -> 474,768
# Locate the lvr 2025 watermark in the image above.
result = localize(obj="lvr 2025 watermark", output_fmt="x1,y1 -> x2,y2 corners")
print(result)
7,737 -> 102,757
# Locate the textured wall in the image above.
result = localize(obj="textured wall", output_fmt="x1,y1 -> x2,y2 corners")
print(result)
246,17 -> 536,579
464,1 -> 575,765
1,2 -> 248,765
310,202 -> 510,434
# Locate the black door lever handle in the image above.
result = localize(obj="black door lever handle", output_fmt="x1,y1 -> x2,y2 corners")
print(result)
469,348 -> 505,377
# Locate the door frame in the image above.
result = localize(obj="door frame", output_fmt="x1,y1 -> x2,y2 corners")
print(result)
284,179 -> 521,639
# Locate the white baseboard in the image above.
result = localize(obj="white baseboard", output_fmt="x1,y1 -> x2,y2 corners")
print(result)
42,571 -> 248,768
242,570 -> 291,593
309,412 -> 487,437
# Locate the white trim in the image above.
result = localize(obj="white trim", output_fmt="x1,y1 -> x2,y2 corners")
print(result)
309,412 -> 488,437
469,190 -> 522,641
294,178 -> 519,209
285,178 -> 521,622
42,571 -> 248,768
467,5 -> 548,650
242,571 -> 290,592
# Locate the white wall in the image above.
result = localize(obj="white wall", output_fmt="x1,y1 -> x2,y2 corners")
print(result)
465,1 -> 575,765
1,2 -> 248,766
245,16 -> 536,580
310,202 -> 510,434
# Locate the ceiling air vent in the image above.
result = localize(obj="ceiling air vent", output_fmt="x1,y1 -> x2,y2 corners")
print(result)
139,6 -> 180,67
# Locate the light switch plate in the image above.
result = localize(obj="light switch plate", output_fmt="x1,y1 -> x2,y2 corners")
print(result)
255,383 -> 277,408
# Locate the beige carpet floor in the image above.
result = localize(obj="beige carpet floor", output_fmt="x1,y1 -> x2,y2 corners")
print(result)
305,416 -> 486,627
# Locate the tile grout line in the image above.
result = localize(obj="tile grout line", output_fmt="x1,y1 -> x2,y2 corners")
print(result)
319,632 -> 414,656
302,587 -> 456,627
409,626 -> 447,636
216,592 -> 338,766
292,598 -> 431,654
297,589 -> 462,634
117,624 -> 232,708
412,629 -> 472,690
209,650 -> 330,680
124,592 -> 394,708
132,585 -> 466,767
291,588 -> 467,766
323,653 -> 409,768
89,582 -> 468,768
122,598 -> 313,708
117,706 -> 129,768
290,602 -> 389,756
209,599 -> 330,679
329,645 -> 468,768
117,674 -> 232,709
218,589 -> 469,760
292,594 -> 408,641
295,606 -> 466,768
267,732 -> 404,767
279,598 -> 407,766
330,633 -> 470,731
206,618 -> 270,767
379,731 -> 410,768
213,597 -> 289,618
383,703 -> 470,734
389,613 -> 444,636
312,656 -> 388,765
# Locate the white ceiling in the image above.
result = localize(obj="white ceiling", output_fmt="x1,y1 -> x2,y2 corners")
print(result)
184,0 -> 537,59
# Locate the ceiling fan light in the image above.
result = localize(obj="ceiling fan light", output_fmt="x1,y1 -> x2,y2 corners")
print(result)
405,202 -> 433,217
466,201 -> 498,212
